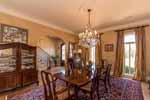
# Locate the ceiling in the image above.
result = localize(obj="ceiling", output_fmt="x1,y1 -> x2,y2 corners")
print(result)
0,0 -> 150,34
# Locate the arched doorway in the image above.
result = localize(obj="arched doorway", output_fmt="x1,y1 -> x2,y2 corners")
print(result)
60,43 -> 66,66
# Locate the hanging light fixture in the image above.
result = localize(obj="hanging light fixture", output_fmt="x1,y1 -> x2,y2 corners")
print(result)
78,9 -> 99,47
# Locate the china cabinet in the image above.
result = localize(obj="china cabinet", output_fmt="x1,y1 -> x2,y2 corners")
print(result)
0,43 -> 38,92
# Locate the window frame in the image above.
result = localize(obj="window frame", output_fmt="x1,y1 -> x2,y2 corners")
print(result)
60,43 -> 66,61
90,46 -> 96,64
68,42 -> 74,58
123,33 -> 136,76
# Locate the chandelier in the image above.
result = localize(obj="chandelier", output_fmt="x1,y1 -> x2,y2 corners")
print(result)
79,9 -> 99,47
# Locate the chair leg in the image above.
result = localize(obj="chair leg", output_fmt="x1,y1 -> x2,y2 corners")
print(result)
90,92 -> 93,100
68,86 -> 70,100
108,77 -> 111,88
104,80 -> 108,92
96,80 -> 100,100
96,88 -> 100,100
74,86 -> 79,100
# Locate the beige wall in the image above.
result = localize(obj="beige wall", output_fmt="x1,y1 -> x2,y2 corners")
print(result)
0,12 -> 78,56
100,31 -> 117,73
36,36 -> 57,56
101,26 -> 150,78
1,11 -> 150,76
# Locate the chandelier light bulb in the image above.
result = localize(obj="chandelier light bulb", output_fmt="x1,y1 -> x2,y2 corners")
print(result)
78,9 -> 99,48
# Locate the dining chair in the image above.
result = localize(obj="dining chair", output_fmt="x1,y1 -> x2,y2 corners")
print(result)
86,60 -> 93,71
98,63 -> 112,92
41,71 -> 73,100
79,69 -> 100,100
107,64 -> 112,88
67,58 -> 75,73
101,59 -> 107,68
61,60 -> 65,66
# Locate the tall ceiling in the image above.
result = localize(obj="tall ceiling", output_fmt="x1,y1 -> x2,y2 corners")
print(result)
0,0 -> 150,34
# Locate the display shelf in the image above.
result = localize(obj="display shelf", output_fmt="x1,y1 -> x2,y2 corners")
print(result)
0,47 -> 16,74
0,43 -> 38,92
21,49 -> 35,70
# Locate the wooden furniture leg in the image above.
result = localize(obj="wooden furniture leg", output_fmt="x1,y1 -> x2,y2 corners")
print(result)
74,86 -> 79,100
148,80 -> 150,89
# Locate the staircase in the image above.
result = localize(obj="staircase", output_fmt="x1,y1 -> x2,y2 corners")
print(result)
36,47 -> 51,71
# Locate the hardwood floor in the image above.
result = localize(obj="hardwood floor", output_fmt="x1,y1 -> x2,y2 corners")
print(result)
142,82 -> 150,100
0,84 -> 38,100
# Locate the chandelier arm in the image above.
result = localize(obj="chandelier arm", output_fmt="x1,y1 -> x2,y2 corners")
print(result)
79,9 -> 99,47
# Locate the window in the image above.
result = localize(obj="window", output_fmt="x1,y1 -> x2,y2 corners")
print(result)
69,43 -> 73,58
90,47 -> 95,63
61,44 -> 66,61
124,31 -> 136,76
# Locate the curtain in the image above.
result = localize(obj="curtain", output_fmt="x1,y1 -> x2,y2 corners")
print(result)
85,48 -> 90,64
114,31 -> 124,77
77,46 -> 89,65
134,27 -> 146,81
95,36 -> 102,67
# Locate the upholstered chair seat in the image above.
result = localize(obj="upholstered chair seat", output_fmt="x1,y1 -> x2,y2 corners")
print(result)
78,70 -> 100,100
56,87 -> 74,100
80,82 -> 92,92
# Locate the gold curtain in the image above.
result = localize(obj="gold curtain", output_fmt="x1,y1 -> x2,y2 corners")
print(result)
85,48 -> 90,64
95,36 -> 102,66
76,45 -> 90,65
114,31 -> 124,77
134,27 -> 146,81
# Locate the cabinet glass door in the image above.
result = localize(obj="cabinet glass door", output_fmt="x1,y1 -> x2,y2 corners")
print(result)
0,48 -> 16,73
21,49 -> 35,70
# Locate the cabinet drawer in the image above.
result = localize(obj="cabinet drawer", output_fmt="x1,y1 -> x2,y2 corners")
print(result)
0,72 -> 17,92
22,70 -> 38,86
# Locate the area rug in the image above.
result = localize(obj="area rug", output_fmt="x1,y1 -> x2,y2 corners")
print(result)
7,78 -> 144,100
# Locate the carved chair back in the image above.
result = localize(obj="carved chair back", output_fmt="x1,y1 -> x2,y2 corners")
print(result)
91,69 -> 101,91
67,58 -> 75,73
41,71 -> 56,100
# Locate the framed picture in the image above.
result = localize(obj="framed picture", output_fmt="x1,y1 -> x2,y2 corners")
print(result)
0,24 -> 28,43
104,44 -> 114,52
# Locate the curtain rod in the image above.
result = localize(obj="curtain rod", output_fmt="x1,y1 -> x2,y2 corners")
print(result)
115,25 -> 149,32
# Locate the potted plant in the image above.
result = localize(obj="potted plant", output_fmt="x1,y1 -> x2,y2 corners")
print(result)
51,55 -> 59,66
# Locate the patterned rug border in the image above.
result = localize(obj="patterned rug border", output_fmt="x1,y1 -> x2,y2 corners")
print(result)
6,78 -> 144,100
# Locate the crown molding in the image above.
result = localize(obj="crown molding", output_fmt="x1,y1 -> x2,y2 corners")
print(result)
1,6 -> 150,35
0,6 -> 75,34
97,18 -> 150,33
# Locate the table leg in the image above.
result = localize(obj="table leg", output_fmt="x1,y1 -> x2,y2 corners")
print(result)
97,80 -> 100,100
74,86 -> 79,100
148,81 -> 150,89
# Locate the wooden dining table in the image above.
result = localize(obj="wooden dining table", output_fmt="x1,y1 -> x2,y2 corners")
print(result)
45,66 -> 97,100
55,68 -> 96,100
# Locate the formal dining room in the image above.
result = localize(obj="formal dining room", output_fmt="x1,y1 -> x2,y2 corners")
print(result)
0,0 -> 150,100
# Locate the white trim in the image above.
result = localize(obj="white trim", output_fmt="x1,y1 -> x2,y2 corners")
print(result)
0,6 -> 75,34
97,19 -> 150,33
